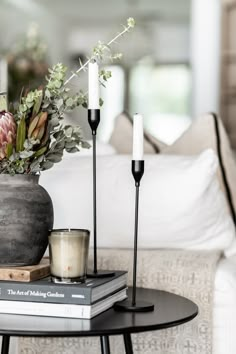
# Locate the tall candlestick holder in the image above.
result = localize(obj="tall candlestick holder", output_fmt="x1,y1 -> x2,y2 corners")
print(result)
87,109 -> 115,278
114,160 -> 154,312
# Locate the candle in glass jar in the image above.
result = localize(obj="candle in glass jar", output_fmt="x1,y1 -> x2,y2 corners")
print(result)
49,229 -> 90,283
88,61 -> 99,109
132,113 -> 144,160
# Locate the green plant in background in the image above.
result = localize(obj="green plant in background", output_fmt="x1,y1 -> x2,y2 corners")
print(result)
0,18 -> 135,175
7,23 -> 49,103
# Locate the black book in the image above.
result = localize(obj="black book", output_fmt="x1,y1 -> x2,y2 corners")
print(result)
0,271 -> 127,305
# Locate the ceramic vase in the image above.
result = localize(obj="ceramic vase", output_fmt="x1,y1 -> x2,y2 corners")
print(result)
0,174 -> 53,266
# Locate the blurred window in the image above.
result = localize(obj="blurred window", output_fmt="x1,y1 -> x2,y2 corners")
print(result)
99,65 -> 125,141
129,63 -> 191,144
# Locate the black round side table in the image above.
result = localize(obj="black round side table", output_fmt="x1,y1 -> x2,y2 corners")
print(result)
0,288 -> 198,354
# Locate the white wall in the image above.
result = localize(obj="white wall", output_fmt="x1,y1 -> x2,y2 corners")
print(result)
67,21 -> 190,65
153,22 -> 189,63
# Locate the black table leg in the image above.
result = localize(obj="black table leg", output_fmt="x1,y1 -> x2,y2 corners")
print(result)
1,335 -> 10,354
123,333 -> 133,354
100,335 -> 110,354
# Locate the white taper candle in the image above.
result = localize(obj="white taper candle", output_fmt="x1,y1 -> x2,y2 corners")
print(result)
88,61 -> 99,109
132,113 -> 144,160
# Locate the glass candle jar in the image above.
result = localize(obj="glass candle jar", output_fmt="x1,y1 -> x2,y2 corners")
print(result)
49,229 -> 90,283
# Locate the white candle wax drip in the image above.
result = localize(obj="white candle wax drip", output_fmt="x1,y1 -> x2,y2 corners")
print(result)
132,113 -> 144,160
88,62 -> 99,109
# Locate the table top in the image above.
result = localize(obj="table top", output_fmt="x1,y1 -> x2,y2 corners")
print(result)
0,288 -> 198,337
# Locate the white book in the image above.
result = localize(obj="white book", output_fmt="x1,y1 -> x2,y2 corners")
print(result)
0,313 -> 91,331
0,288 -> 127,319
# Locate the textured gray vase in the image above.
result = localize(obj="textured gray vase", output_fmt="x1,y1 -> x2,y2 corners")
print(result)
0,174 -> 53,266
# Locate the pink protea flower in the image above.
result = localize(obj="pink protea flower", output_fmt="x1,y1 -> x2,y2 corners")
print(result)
0,111 -> 16,160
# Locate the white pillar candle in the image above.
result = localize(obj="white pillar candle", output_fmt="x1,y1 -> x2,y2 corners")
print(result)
88,61 -> 99,109
132,113 -> 144,160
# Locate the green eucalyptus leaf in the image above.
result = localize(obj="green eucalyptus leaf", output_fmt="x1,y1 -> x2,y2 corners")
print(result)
9,152 -> 19,162
54,80 -> 62,89
23,140 -> 33,150
19,104 -> 27,113
53,130 -> 64,140
49,118 -> 60,128
45,89 -> 51,98
47,154 -> 63,163
26,101 -> 34,109
16,165 -> 24,173
65,141 -> 76,149
30,162 -> 42,173
42,102 -> 49,109
34,146 -> 47,157
66,98 -> 74,107
55,72 -> 64,80
65,126 -> 73,136
54,141 -> 65,150
32,91 -> 43,117
42,160 -> 54,170
55,98 -> 64,110
81,141 -> 91,149
30,155 -> 44,172
16,118 -> 26,152
66,147 -> 79,153
6,143 -> 13,158
19,151 -> 34,159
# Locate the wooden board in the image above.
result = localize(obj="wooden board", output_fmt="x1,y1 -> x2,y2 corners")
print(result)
0,258 -> 50,282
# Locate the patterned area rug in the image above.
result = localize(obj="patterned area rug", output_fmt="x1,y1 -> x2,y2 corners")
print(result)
19,249 -> 221,354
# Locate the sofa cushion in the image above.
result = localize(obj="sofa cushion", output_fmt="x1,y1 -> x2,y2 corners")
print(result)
162,113 -> 236,225
109,112 -> 165,154
40,149 -> 235,255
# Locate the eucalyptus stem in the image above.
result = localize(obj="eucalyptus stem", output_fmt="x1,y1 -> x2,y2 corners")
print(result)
106,24 -> 131,47
64,58 -> 91,86
64,18 -> 135,86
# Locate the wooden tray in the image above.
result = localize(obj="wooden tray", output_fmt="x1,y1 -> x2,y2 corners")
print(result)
0,258 -> 50,282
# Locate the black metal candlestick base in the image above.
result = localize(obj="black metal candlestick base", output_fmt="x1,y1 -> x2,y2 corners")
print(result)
114,299 -> 154,312
87,109 -> 114,278
88,109 -> 100,135
115,160 -> 154,312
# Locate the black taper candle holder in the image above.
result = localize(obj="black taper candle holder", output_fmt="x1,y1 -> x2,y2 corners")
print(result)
114,160 -> 154,312
87,109 -> 115,278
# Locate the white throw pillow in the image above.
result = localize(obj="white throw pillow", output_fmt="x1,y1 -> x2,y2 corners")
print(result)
40,149 -> 235,255
109,112 -> 165,153
162,113 -> 236,224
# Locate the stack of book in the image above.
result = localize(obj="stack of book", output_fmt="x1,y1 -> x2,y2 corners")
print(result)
0,269 -> 127,319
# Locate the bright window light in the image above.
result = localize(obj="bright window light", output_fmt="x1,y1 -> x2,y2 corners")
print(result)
99,65 -> 125,142
129,63 -> 191,144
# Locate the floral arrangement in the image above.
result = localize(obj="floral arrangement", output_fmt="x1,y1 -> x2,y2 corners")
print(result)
0,18 -> 135,175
